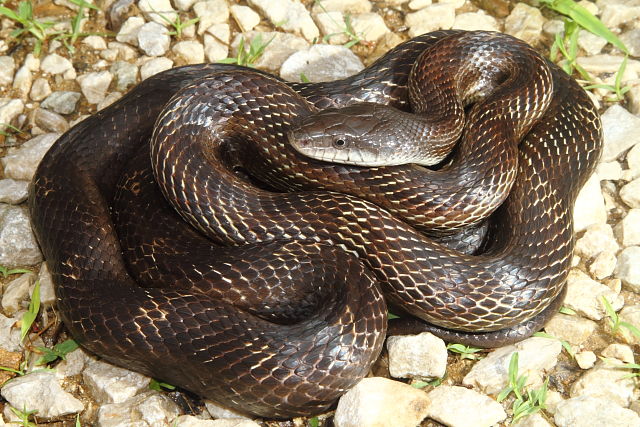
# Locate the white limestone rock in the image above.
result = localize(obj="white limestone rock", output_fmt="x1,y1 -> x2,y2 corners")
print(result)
2,133 -> 59,181
116,16 -> 145,46
41,91 -> 81,115
249,0 -> 319,42
139,0 -> 177,26
194,0 -> 230,35
616,246 -> 640,292
310,0 -> 372,14
570,360 -> 637,406
12,65 -> 32,99
333,377 -> 430,427
0,179 -> 29,204
602,344 -> 635,364
554,396 -> 640,427
462,337 -> 561,395
615,209 -> 640,247
77,71 -> 113,105
350,13 -> 389,42
426,386 -> 506,427
578,30 -> 608,56
573,173 -> 607,233
230,31 -> 309,73
405,3 -> 456,37
175,416 -> 260,427
0,205 -> 43,268
0,371 -> 84,418
575,223 -> 619,260
588,250 -> 617,279
230,5 -> 260,32
314,11 -> 348,44
41,53 -> 73,75
600,105 -> 640,162
452,11 -> 499,32
0,99 -> 24,129
564,269 -> 624,320
600,2 -> 640,29
137,21 -> 171,56
504,3 -> 544,45
575,351 -> 596,369
172,41 -> 205,64
204,400 -> 253,420
55,347 -> 93,379
83,359 -> 151,404
96,391 -> 181,427
82,35 -> 107,49
620,178 -> 640,208
386,332 -> 447,379
140,57 -> 174,80
1,272 -> 35,316
0,56 -> 15,86
596,161 -> 622,181
280,44 -> 363,82
618,305 -> 640,345
543,313 -> 597,345
29,77 -> 52,102
512,412 -> 553,427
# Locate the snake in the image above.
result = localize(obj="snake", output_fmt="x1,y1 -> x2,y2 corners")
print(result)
28,31 -> 602,418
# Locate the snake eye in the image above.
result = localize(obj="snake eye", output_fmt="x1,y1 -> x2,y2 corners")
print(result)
334,139 -> 346,148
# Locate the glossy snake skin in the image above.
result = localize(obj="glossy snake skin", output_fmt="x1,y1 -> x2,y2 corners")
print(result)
29,31 -> 602,418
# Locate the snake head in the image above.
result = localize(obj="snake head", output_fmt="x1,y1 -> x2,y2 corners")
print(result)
288,103 -> 415,167
288,103 -> 452,167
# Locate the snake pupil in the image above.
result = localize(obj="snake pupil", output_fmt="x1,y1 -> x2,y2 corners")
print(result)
334,139 -> 346,147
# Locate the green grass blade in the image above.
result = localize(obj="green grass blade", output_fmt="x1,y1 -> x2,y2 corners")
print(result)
20,281 -> 41,342
541,0 -> 629,54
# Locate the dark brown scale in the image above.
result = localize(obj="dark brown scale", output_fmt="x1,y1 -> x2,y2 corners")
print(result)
29,31 -> 601,418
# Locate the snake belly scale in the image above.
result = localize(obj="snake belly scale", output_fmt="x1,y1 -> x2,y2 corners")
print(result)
29,31 -> 602,418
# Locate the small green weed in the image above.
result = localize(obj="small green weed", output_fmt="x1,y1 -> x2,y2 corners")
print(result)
36,339 -> 79,365
540,0 -> 630,101
219,34 -> 274,67
497,352 -> 549,424
21,281 -> 40,343
601,296 -> 640,339
149,378 -> 176,392
9,405 -> 37,427
0,1 -> 55,56
559,306 -> 577,315
150,6 -> 199,38
584,56 -> 631,102
446,343 -> 484,360
55,0 -> 103,54
0,266 -> 31,278
308,416 -> 319,427
411,376 -> 443,388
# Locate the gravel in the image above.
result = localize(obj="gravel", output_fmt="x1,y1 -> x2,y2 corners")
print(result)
1,0 -> 639,426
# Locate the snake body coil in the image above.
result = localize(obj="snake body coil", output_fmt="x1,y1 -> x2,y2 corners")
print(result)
29,31 -> 601,418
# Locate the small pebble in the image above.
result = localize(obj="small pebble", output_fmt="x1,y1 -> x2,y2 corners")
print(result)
138,22 -> 171,56
386,332 -> 447,379
77,71 -> 113,105
575,351 -> 596,369
426,386 -> 506,427
41,91 -> 82,115
333,377 -> 430,427
172,41 -> 206,64
616,246 -> 640,293
0,179 -> 29,204
140,57 -> 174,80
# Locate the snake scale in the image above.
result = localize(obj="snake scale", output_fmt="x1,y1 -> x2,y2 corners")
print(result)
29,31 -> 602,418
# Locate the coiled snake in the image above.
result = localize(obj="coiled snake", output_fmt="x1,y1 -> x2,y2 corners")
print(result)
29,31 -> 602,418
